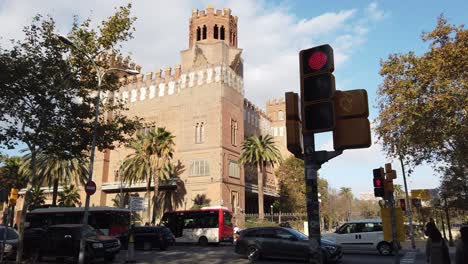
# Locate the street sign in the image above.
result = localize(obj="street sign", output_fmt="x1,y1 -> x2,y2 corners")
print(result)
85,181 -> 97,196
130,196 -> 147,211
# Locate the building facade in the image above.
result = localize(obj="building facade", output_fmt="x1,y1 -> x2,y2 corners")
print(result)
14,5 -> 289,226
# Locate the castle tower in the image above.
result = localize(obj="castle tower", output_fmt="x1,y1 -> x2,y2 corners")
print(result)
189,5 -> 238,49
266,97 -> 290,158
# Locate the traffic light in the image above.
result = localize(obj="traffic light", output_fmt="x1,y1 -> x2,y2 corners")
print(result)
399,199 -> 406,211
299,44 -> 335,133
9,188 -> 19,206
332,89 -> 371,150
373,168 -> 385,197
384,163 -> 396,199
285,92 -> 303,157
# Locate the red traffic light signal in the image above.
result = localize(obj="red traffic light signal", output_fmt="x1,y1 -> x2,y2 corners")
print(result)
399,199 -> 406,211
373,168 -> 385,198
300,44 -> 335,133
300,44 -> 334,75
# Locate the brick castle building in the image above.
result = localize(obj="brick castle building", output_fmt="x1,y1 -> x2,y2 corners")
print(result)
15,5 -> 289,225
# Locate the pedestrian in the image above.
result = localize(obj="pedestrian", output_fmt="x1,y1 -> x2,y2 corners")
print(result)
455,224 -> 468,264
425,223 -> 450,264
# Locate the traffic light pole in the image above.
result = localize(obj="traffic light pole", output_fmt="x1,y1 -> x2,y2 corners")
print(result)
399,155 -> 415,249
303,133 -> 322,264
389,194 -> 399,264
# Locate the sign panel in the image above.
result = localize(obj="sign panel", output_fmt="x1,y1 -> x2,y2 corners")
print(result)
381,207 -> 405,242
85,181 -> 96,196
130,196 -> 147,211
411,189 -> 431,200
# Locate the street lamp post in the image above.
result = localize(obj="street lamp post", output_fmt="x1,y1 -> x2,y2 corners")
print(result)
270,205 -> 273,223
58,35 -> 138,264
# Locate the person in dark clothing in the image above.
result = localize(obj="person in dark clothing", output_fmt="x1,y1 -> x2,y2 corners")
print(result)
455,224 -> 468,264
425,223 -> 450,264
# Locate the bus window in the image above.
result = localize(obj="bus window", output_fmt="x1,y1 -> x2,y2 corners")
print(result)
224,211 -> 233,227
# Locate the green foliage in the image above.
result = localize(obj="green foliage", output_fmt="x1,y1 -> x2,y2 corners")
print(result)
240,135 -> 282,220
27,187 -> 46,211
57,185 -> 81,207
376,15 -> 467,200
21,151 -> 88,206
0,156 -> 28,191
120,127 -> 176,223
191,194 -> 211,210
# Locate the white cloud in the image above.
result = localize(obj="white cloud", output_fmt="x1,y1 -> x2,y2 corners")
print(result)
0,0 -> 386,109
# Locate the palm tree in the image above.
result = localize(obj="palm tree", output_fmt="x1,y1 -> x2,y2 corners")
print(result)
22,151 -> 88,206
0,156 -> 28,191
239,135 -> 282,220
158,161 -> 186,213
148,128 -> 175,224
120,133 -> 154,222
339,187 -> 353,221
58,185 -> 81,207
27,186 -> 46,211
120,128 -> 175,224
112,193 -> 130,208
191,194 -> 211,209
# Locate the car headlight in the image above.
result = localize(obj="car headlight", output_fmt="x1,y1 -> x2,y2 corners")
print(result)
92,242 -> 104,249
324,245 -> 337,253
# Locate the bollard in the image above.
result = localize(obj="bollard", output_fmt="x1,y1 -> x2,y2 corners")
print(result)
125,233 -> 136,263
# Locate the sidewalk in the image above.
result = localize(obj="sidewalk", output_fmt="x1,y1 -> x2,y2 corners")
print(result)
401,240 -> 457,264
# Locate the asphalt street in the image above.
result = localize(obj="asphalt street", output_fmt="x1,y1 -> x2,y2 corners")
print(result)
9,244 -> 458,264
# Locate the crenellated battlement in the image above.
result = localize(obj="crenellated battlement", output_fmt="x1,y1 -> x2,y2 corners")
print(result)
113,63 -> 244,104
244,99 -> 271,121
266,97 -> 285,106
191,6 -> 237,21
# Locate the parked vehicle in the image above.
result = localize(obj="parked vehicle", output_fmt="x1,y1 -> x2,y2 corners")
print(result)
234,226 -> 342,263
322,219 -> 392,255
161,206 -> 234,245
0,226 -> 19,260
132,226 -> 175,250
23,224 -> 121,262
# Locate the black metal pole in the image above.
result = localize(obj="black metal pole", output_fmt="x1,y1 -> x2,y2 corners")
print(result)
439,209 -> 447,240
303,133 -> 322,264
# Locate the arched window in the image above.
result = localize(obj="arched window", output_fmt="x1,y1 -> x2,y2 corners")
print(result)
220,26 -> 225,40
202,25 -> 207,40
278,110 -> 284,121
233,33 -> 236,46
196,27 -> 201,41
214,24 -> 219,39
230,31 -> 233,44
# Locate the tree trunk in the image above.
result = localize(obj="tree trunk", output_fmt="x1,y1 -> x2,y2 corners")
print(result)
16,146 -> 36,263
146,176 -> 152,225
52,179 -> 59,207
152,171 -> 160,224
257,163 -> 264,221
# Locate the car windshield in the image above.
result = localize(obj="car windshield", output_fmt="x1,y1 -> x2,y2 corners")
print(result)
287,228 -> 309,240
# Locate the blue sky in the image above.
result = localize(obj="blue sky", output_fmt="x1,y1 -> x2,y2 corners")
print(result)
0,0 -> 466,197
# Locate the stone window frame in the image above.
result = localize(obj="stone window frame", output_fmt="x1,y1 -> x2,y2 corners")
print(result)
189,160 -> 210,176
230,118 -> 238,146
195,122 -> 205,144
228,160 -> 240,179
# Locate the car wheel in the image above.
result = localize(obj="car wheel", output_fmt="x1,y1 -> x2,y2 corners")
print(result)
246,245 -> 260,261
377,242 -> 392,256
198,236 -> 208,247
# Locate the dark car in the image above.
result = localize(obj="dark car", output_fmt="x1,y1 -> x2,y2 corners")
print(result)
133,226 -> 175,250
234,227 -> 342,263
23,224 -> 120,262
0,226 -> 19,260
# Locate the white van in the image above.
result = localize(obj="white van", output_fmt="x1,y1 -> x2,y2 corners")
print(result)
322,219 -> 392,255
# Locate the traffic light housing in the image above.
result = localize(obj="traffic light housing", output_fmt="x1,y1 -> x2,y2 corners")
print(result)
299,44 -> 335,133
285,92 -> 303,157
399,199 -> 406,211
373,168 -> 385,197
9,188 -> 19,206
333,90 -> 371,150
